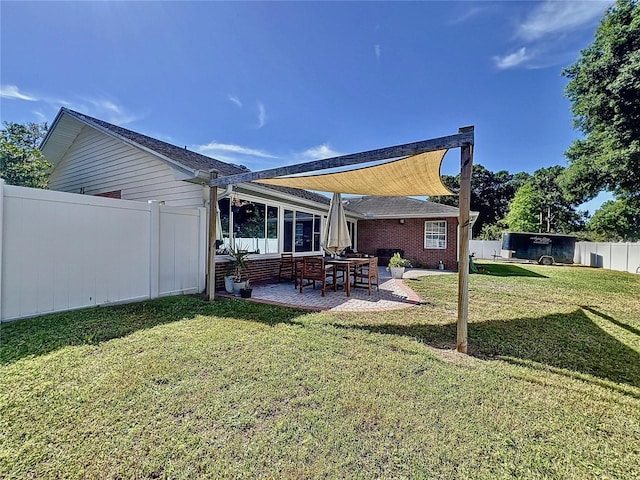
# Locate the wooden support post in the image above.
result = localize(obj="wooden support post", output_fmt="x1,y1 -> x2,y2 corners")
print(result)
457,126 -> 474,353
206,170 -> 219,301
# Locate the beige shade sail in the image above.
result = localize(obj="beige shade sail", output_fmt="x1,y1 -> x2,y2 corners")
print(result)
254,149 -> 453,196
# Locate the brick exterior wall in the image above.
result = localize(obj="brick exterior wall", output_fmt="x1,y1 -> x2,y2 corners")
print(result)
214,257 -> 283,290
357,217 -> 460,271
93,189 -> 122,199
212,216 -> 460,290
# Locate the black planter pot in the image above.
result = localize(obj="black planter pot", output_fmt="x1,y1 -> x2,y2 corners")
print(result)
240,288 -> 253,298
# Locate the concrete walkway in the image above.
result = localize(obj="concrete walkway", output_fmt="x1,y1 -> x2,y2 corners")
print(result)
223,268 -> 454,312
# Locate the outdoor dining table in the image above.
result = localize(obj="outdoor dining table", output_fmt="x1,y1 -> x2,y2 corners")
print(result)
325,257 -> 370,296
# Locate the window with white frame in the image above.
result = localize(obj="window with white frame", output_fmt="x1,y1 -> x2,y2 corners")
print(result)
219,195 -> 325,254
424,220 -> 447,249
283,209 -> 323,253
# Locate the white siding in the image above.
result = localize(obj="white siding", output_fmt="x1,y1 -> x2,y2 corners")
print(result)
48,126 -> 203,207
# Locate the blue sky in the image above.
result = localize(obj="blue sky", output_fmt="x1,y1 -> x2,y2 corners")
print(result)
1,1 -> 613,212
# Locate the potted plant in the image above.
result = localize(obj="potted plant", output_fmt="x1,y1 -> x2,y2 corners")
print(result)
239,280 -> 253,298
228,244 -> 251,294
224,274 -> 235,293
386,252 -> 412,279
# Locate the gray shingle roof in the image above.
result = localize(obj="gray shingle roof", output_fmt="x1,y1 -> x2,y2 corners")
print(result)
61,108 -> 248,176
343,196 -> 460,217
59,108 -> 330,205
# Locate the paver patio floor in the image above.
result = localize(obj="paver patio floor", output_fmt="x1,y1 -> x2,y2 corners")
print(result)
222,268 -> 454,312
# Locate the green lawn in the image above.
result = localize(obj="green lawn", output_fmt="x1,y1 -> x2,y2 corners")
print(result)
1,263 -> 639,479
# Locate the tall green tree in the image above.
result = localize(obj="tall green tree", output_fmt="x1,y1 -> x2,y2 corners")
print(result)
588,199 -> 640,241
429,164 -> 529,236
504,183 -> 542,233
0,122 -> 50,188
505,166 -> 587,234
529,166 -> 587,233
561,0 -> 640,205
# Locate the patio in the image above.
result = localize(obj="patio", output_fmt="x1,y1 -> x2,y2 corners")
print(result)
220,267 -> 454,312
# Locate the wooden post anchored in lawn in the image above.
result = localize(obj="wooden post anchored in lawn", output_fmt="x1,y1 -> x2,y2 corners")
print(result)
457,126 -> 474,353
207,170 -> 219,301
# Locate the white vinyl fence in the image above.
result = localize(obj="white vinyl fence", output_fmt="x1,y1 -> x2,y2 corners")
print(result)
573,242 -> 640,274
469,239 -> 640,274
0,181 -> 206,322
469,240 -> 502,260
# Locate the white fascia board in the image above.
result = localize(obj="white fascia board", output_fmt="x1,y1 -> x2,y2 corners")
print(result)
39,108 -> 65,151
238,183 -> 330,212
359,210 -> 478,221
231,183 -> 361,221
360,212 -> 460,220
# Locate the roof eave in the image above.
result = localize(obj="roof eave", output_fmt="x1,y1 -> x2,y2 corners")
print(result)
60,108 -> 201,181
360,212 -> 460,220
238,182 -> 334,212
39,108 -> 65,152
358,210 -> 479,220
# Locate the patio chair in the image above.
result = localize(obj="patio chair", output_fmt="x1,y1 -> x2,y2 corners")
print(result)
278,252 -> 295,282
353,256 -> 379,295
299,257 -> 335,296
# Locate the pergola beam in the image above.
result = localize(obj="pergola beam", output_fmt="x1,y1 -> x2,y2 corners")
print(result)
206,127 -> 475,355
209,130 -> 474,187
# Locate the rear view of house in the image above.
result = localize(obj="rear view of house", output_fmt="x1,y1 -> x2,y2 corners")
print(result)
41,108 -> 473,286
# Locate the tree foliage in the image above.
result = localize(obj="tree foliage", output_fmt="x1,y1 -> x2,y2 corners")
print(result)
429,164 -> 529,236
0,122 -> 50,188
505,166 -> 587,234
477,222 -> 506,241
528,166 -> 587,233
504,184 -> 542,233
588,198 -> 640,241
561,0 -> 640,205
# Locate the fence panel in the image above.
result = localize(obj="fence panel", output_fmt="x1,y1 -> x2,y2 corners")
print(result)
628,244 -> 640,274
467,238 -> 639,274
0,182 -> 205,322
158,205 -> 204,297
469,240 -> 501,259
610,244 -> 628,272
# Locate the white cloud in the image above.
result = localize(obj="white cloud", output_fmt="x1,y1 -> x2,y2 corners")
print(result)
228,95 -> 242,108
1,84 -> 37,101
69,97 -> 141,125
300,144 -> 342,160
33,111 -> 48,123
194,141 -> 280,170
517,0 -> 613,42
374,44 -> 381,62
195,142 -> 278,159
0,85 -> 140,125
449,5 -> 491,25
256,102 -> 267,128
492,1 -> 614,70
493,47 -> 531,70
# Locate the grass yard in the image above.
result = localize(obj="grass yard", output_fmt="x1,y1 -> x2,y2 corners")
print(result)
1,262 -> 639,479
